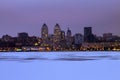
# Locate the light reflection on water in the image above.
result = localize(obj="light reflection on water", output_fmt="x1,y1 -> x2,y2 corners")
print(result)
0,52 -> 120,61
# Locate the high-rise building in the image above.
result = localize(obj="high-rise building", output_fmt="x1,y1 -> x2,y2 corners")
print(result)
54,24 -> 61,42
74,33 -> 84,49
74,33 -> 84,45
67,27 -> 72,37
84,27 -> 94,42
84,27 -> 92,37
66,28 -> 73,48
41,23 -> 48,40
18,32 -> 29,38
61,31 -> 65,40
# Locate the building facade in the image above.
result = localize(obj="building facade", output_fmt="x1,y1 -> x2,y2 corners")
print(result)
74,33 -> 84,49
54,24 -> 61,42
41,23 -> 48,41
84,27 -> 95,42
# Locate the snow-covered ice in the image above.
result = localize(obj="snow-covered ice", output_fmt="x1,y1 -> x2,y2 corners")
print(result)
0,51 -> 120,61
0,51 -> 120,80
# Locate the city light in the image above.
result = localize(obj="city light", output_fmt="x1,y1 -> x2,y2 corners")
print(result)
0,25 -> 120,52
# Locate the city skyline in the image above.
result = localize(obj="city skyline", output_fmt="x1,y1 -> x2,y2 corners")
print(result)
0,0 -> 120,37
0,23 -> 120,38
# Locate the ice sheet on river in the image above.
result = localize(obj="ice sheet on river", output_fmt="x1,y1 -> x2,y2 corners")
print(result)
0,51 -> 120,61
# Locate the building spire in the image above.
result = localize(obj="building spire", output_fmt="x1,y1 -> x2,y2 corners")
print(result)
67,27 -> 71,37
68,27 -> 69,30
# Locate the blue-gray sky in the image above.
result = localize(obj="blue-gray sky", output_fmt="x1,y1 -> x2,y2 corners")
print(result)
0,0 -> 120,37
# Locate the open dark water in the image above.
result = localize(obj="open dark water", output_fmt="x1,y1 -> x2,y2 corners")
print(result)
0,51 -> 120,80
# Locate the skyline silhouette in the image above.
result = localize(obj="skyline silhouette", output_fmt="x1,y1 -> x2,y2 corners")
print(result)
0,23 -> 119,38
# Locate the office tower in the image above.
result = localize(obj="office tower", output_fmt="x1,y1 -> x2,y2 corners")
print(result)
84,27 -> 94,42
41,23 -> 48,40
18,32 -> 29,38
84,27 -> 92,37
54,24 -> 61,42
66,27 -> 72,48
74,33 -> 84,45
74,33 -> 84,50
67,27 -> 72,37
61,30 -> 65,40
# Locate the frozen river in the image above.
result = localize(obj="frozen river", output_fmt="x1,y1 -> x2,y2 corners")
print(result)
0,51 -> 120,80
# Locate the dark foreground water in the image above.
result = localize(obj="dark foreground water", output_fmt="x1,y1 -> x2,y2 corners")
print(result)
0,51 -> 120,80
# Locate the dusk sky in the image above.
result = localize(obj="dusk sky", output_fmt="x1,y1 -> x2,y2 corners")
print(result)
0,0 -> 120,37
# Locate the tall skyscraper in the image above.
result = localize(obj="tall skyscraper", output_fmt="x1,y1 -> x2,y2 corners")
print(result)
54,24 -> 61,42
74,33 -> 84,45
74,33 -> 84,49
84,27 -> 92,36
67,27 -> 72,37
41,23 -> 48,40
66,27 -> 73,48
84,27 -> 94,42
61,31 -> 65,40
